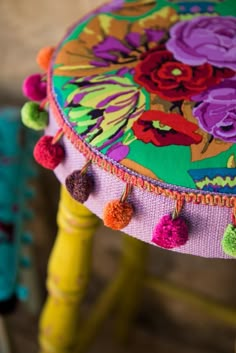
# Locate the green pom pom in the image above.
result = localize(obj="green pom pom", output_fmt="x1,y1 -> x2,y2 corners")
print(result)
221,224 -> 236,257
21,101 -> 48,130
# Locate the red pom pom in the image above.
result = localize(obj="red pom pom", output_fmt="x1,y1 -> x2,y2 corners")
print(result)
36,46 -> 55,71
152,214 -> 188,249
103,200 -> 133,230
33,135 -> 65,170
22,74 -> 47,102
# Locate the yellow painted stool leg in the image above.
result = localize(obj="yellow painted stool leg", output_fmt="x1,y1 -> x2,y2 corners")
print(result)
39,186 -> 99,353
115,235 -> 148,343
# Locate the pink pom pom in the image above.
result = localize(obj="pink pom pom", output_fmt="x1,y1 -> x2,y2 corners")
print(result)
33,135 -> 65,170
22,74 -> 47,102
152,214 -> 188,249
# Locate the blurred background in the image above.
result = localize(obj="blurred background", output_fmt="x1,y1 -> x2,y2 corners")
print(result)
1,0 -> 236,352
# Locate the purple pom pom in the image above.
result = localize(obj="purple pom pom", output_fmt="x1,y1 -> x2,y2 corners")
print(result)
22,73 -> 47,102
65,170 -> 93,203
152,214 -> 188,249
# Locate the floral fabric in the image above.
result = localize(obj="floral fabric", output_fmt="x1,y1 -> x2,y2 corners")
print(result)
52,0 -> 236,193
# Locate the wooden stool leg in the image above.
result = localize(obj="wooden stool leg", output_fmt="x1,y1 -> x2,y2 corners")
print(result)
39,186 -> 99,353
115,235 -> 148,343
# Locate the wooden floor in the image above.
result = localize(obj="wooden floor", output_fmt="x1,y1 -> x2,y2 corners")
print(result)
2,170 -> 236,353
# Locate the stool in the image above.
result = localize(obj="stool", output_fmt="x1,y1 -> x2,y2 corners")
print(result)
21,0 -> 236,352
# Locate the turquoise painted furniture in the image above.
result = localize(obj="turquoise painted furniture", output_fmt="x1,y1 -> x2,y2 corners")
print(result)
0,107 -> 37,313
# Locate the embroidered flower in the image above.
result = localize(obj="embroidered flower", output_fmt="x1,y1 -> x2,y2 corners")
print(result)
91,30 -> 164,67
54,7 -> 178,77
132,110 -> 202,146
134,46 -> 234,102
193,78 -> 236,143
66,72 -> 146,148
167,16 -> 236,70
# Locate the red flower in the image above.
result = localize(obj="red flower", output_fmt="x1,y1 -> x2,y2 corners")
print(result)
132,110 -> 202,146
134,46 -> 234,102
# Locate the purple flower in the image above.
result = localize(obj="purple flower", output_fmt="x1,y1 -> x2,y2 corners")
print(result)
193,78 -> 236,142
167,16 -> 236,70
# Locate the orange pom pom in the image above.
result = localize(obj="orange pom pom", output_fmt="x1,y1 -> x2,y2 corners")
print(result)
36,46 -> 55,71
103,200 -> 133,230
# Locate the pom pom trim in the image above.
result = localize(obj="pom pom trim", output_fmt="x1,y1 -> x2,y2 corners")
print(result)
152,197 -> 188,249
152,214 -> 189,249
65,160 -> 93,203
103,183 -> 134,230
33,133 -> 65,170
221,205 -> 236,257
21,101 -> 48,131
22,73 -> 47,102
221,223 -> 236,257
36,46 -> 55,71
103,199 -> 134,230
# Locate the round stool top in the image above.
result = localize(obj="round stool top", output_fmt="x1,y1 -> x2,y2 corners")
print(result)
23,0 -> 236,258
